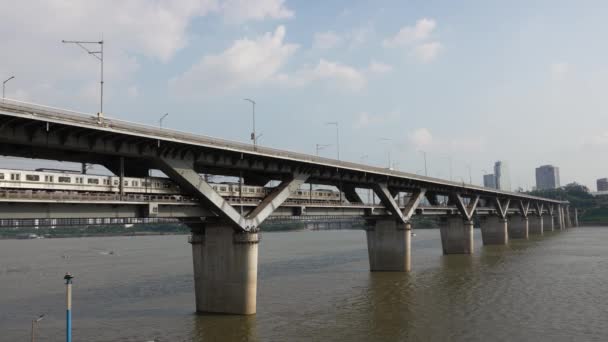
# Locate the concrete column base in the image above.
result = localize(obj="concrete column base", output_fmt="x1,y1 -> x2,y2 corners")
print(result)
480,216 -> 508,245
529,216 -> 544,235
366,218 -> 411,271
558,208 -> 565,230
190,222 -> 259,315
508,216 -> 529,239
440,217 -> 474,254
544,215 -> 554,232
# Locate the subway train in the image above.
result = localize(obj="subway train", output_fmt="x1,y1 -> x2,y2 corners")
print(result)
0,168 -> 343,202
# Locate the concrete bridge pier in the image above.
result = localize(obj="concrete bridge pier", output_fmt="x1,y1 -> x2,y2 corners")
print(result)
481,198 -> 510,245
190,221 -> 259,315
440,216 -> 474,254
440,194 -> 479,254
545,214 -> 555,232
529,216 -> 544,235
574,208 -> 579,227
558,207 -> 565,230
508,216 -> 529,239
366,218 -> 411,271
566,207 -> 572,228
480,216 -> 508,245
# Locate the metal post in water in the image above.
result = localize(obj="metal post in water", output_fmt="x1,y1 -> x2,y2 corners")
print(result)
31,314 -> 44,342
64,273 -> 74,342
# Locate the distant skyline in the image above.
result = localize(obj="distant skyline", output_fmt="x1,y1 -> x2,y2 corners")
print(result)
2,0 -> 608,189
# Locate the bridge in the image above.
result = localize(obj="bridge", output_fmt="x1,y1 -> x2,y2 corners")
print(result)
0,99 -> 576,315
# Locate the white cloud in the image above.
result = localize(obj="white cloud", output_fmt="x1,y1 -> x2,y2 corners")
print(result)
583,131 -> 608,146
368,61 -> 393,74
354,110 -> 399,128
313,31 -> 342,49
409,128 -> 434,148
383,18 -> 436,47
0,1 -> 295,108
413,42 -> 442,62
550,62 -> 569,81
170,26 -> 298,97
312,24 -> 374,50
408,127 -> 485,153
284,59 -> 367,91
382,18 -> 442,63
221,0 -> 294,23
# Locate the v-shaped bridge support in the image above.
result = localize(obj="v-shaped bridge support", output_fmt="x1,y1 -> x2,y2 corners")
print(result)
158,156 -> 309,231
492,198 -> 511,219
450,193 -> 480,221
371,183 -> 426,223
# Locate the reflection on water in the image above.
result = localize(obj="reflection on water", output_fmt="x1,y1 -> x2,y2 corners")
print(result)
1,228 -> 608,341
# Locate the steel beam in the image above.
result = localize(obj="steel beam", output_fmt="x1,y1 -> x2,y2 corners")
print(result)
492,198 -> 510,219
157,156 -> 308,231
371,183 -> 405,223
450,193 -> 480,221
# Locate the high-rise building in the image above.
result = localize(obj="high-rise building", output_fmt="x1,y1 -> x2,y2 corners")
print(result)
483,174 -> 496,188
597,178 -> 608,191
535,165 -> 560,190
494,161 -> 511,191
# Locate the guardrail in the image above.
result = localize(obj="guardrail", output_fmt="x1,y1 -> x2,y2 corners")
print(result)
0,98 -> 567,204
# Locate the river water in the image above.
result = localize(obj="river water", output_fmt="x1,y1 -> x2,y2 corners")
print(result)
1,227 -> 607,341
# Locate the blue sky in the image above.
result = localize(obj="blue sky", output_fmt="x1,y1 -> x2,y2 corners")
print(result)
2,0 -> 608,190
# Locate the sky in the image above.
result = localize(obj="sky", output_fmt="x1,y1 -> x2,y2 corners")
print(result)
2,0 -> 608,191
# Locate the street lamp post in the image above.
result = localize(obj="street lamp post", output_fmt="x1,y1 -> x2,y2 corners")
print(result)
244,99 -> 256,149
31,314 -> 45,342
159,113 -> 169,129
2,76 -> 15,99
378,138 -> 392,169
325,122 -> 340,160
419,150 -> 428,176
62,39 -> 104,115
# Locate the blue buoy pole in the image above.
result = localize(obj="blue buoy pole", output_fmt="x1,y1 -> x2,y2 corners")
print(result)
64,273 -> 74,342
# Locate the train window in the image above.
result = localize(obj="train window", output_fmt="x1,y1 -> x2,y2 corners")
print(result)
75,177 -> 84,184
220,187 -> 227,191
0,173 -> 4,180
103,179 -> 109,185
58,176 -> 71,183
44,175 -> 54,182
163,183 -> 170,188
10,173 -> 21,181
142,181 -> 151,187
155,182 -> 160,187
124,181 -> 129,186
87,178 -> 99,185
297,191 -> 302,195
27,174 -> 39,181
113,180 -> 119,186
132,181 -> 138,187
212,186 -> 218,190
249,188 -> 255,193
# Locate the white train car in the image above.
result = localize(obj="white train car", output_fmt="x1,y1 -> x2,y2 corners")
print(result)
211,183 -> 342,202
0,169 -> 344,202
0,169 -> 179,195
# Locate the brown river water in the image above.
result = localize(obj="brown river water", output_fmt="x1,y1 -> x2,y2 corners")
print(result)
1,227 -> 607,341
